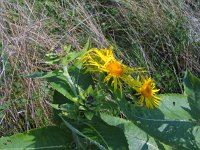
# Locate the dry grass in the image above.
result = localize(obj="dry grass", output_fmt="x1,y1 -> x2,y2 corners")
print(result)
0,1 -> 55,135
0,0 -> 200,136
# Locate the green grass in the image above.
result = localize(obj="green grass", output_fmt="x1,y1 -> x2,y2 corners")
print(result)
0,0 -> 200,136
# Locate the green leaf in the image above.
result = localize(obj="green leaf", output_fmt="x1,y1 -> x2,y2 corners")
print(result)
69,67 -> 94,91
70,38 -> 91,69
100,113 -> 172,150
26,70 -> 63,79
27,70 -> 77,102
53,90 -> 73,106
45,52 -> 60,64
61,52 -> 80,66
0,126 -> 72,149
63,45 -> 71,53
47,76 -> 76,101
131,94 -> 193,121
116,94 -> 200,149
61,117 -> 106,150
183,71 -> 200,120
83,38 -> 91,52
52,91 -> 75,125
84,111 -> 94,120
61,116 -> 128,150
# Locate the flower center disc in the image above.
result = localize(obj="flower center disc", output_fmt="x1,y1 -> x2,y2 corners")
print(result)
141,82 -> 152,98
106,61 -> 123,76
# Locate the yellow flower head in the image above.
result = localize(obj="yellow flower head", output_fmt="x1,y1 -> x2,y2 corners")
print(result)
82,46 -> 142,94
135,77 -> 160,109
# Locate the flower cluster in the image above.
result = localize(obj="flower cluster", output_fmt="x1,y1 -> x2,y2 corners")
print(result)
82,46 -> 160,109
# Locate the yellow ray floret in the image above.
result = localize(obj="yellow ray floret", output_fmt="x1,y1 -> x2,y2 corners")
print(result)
135,77 -> 160,109
82,46 -> 142,94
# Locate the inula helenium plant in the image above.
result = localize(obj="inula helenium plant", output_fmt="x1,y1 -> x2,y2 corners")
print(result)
82,46 -> 160,109
1,40 -> 200,150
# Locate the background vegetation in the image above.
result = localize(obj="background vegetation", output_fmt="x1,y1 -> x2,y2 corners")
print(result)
0,0 -> 200,137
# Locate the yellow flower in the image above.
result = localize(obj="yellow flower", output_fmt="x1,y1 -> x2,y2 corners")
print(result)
82,46 -> 142,94
135,77 -> 160,109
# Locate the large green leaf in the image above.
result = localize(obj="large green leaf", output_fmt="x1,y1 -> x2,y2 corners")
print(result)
27,70 -> 76,101
116,94 -> 200,149
183,71 -> 200,120
100,113 -> 172,150
46,68 -> 93,101
110,72 -> 200,149
61,117 -> 128,150
119,94 -> 193,121
0,126 -> 72,149
47,75 -> 75,100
